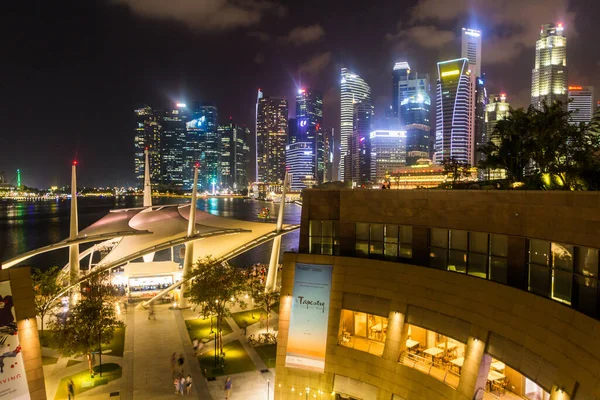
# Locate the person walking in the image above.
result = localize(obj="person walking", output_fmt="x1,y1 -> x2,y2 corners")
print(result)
224,376 -> 232,399
185,374 -> 193,395
179,376 -> 186,395
192,338 -> 199,354
67,379 -> 75,399
173,376 -> 180,394
177,353 -> 185,374
170,352 -> 177,377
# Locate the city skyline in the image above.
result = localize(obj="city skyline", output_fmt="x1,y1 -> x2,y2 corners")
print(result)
2,0 -> 599,188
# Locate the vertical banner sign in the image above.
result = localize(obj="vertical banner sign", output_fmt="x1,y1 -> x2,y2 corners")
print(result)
285,263 -> 333,373
0,281 -> 30,400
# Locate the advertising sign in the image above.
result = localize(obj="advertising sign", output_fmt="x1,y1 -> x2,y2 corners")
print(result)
0,281 -> 30,400
285,263 -> 333,373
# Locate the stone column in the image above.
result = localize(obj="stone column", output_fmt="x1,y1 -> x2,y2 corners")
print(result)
457,336 -> 491,399
382,311 -> 405,362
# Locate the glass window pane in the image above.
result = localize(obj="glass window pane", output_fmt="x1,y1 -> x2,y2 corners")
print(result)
490,257 -> 508,284
356,241 -> 369,257
530,240 -> 550,266
430,228 -> 448,248
430,247 -> 448,270
574,275 -> 598,318
399,244 -> 412,259
321,237 -> 333,255
309,220 -> 321,237
354,312 -> 367,337
333,221 -> 340,237
401,226 -> 413,244
310,236 -> 321,254
385,243 -> 398,258
356,223 -> 370,241
469,232 -> 488,254
529,264 -> 550,296
551,243 -> 573,271
468,253 -> 488,279
385,225 -> 399,243
333,239 -> 341,256
448,250 -> 467,273
575,247 -> 599,277
371,224 -> 384,242
450,230 -> 468,250
370,241 -> 384,256
322,220 -> 333,237
552,269 -> 572,305
491,234 -> 508,257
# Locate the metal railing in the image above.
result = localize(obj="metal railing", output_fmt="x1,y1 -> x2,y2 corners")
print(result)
398,350 -> 461,389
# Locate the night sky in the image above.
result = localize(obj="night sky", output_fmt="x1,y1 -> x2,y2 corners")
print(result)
2,0 -> 598,188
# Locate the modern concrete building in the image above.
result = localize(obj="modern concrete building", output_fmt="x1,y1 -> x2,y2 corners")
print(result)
340,68 -> 371,181
369,130 -> 406,184
435,58 -> 475,165
218,118 -> 250,191
256,91 -> 289,186
276,189 -> 600,400
185,102 -> 219,191
461,28 -> 481,77
568,86 -> 595,125
134,105 -> 161,188
160,104 -> 188,189
484,94 -> 510,179
286,142 -> 315,191
295,89 -> 325,183
531,23 -> 568,110
345,101 -> 373,186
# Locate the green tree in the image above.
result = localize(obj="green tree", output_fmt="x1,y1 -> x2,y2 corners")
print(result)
185,256 -> 248,365
48,273 -> 123,376
442,157 -> 472,186
253,287 -> 280,333
32,266 -> 62,337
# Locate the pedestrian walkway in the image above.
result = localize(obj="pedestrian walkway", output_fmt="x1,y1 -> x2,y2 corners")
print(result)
206,371 -> 274,400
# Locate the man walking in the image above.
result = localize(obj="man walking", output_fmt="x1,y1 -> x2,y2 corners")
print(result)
224,376 -> 232,399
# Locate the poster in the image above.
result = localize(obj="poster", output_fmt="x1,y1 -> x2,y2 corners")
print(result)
285,263 -> 333,373
0,281 -> 30,400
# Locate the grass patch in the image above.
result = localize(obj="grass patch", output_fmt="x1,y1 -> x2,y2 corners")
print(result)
101,327 -> 125,357
185,317 -> 232,343
198,340 -> 256,378
42,356 -> 59,366
67,360 -> 82,368
254,344 -> 277,368
53,363 -> 121,400
230,308 -> 267,330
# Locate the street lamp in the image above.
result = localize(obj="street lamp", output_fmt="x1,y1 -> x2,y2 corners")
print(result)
267,379 -> 270,400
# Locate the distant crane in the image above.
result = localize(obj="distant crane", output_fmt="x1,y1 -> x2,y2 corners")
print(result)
0,170 -> 21,187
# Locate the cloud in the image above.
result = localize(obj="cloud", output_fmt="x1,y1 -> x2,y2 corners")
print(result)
388,0 -> 575,64
254,53 -> 264,64
113,0 -> 285,31
299,52 -> 332,75
247,31 -> 270,41
281,25 -> 325,45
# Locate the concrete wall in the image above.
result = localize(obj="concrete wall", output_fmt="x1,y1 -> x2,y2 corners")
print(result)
0,267 -> 47,400
300,189 -> 600,251
275,253 -> 600,400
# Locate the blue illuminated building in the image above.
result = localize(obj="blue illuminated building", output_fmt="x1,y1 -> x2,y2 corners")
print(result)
185,102 -> 219,191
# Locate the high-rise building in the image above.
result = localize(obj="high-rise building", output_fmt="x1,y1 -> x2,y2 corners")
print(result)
568,86 -> 595,125
134,106 -> 161,188
392,62 -> 411,119
340,68 -> 371,181
184,102 -> 219,190
461,28 -> 482,77
435,58 -> 475,165
531,23 -> 568,110
484,93 -> 511,179
474,77 -> 488,166
295,89 -> 325,182
256,91 -> 288,186
288,118 -> 298,144
160,104 -> 188,189
219,118 -> 250,191
369,130 -> 406,184
345,102 -> 373,186
286,142 -> 314,191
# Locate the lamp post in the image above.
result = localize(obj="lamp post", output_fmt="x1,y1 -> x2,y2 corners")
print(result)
267,379 -> 270,400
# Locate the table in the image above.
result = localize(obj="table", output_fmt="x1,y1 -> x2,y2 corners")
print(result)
423,347 -> 444,362
487,370 -> 506,391
490,361 -> 505,371
371,323 -> 388,332
406,339 -> 419,349
450,357 -> 464,373
436,342 -> 458,350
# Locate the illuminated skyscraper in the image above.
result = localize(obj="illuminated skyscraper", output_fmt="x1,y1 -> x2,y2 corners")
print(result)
184,102 -> 219,190
345,101 -> 373,186
435,58 -> 475,164
219,118 -> 250,191
568,86 -> 595,125
531,23 -> 568,110
160,104 -> 188,189
392,62 -> 411,118
256,91 -> 288,185
286,142 -> 314,191
340,68 -> 371,181
369,130 -> 406,183
461,28 -> 481,77
295,89 -> 324,182
484,94 -> 510,179
134,105 -> 161,188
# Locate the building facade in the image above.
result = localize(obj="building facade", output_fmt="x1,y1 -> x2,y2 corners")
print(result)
256,91 -> 288,186
160,104 -> 188,189
484,94 -> 511,179
219,119 -> 250,191
134,105 -> 161,188
461,28 -> 481,77
369,130 -> 406,184
344,101 -> 373,186
531,23 -> 568,110
184,102 -> 219,191
275,189 -> 600,400
340,68 -> 371,181
568,86 -> 595,125
295,89 -> 325,183
286,142 -> 315,191
435,58 -> 475,165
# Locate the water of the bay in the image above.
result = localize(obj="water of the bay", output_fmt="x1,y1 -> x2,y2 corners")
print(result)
0,197 -> 301,270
